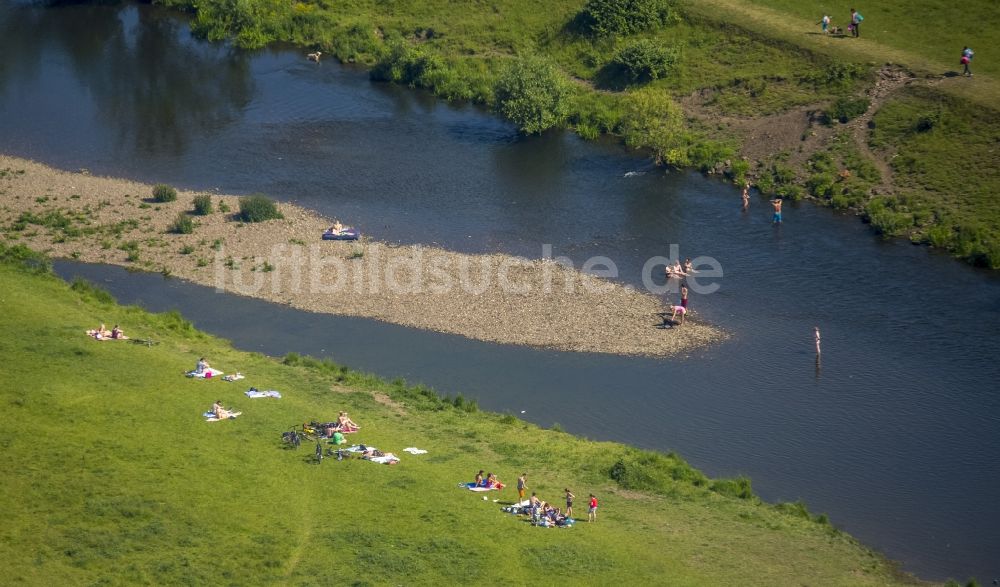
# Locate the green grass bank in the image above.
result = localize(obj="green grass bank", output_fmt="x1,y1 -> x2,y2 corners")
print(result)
0,243 -> 933,584
149,0 -> 1000,268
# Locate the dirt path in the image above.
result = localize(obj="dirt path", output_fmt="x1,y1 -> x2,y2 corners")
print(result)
842,65 -> 920,194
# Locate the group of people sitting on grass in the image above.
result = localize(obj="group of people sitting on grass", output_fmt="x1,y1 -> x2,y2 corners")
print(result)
525,491 -> 574,527
473,470 -> 504,489
307,411 -> 361,440
86,323 -> 127,340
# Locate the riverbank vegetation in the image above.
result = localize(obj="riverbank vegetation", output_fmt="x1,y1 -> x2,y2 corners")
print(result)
151,0 -> 1000,268
0,243 -> 928,584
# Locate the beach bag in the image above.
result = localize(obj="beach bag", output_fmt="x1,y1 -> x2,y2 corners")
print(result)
855,13 -> 863,21
961,56 -> 970,65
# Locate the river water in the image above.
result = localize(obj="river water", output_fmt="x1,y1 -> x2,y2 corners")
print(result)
4,2 -> 1000,581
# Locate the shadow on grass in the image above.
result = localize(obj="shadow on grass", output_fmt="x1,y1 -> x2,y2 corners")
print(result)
593,63 -> 634,92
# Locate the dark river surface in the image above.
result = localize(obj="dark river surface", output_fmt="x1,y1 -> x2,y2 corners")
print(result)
4,2 -> 1000,581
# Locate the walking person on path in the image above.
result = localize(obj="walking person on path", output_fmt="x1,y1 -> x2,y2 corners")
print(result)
588,494 -> 598,522
814,326 -> 821,356
517,473 -> 528,503
818,14 -> 831,34
771,197 -> 783,224
961,47 -> 974,77
850,9 -> 862,37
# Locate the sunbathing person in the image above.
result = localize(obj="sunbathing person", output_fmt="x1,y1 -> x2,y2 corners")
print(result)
337,411 -> 360,431
474,470 -> 485,487
87,323 -> 113,339
110,324 -> 127,340
196,357 -> 211,374
486,472 -> 504,489
212,400 -> 236,419
326,220 -> 355,236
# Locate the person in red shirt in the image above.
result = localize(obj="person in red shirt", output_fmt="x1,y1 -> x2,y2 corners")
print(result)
588,494 -> 598,522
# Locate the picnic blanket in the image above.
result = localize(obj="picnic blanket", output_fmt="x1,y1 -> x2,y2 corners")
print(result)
368,454 -> 400,465
403,447 -> 428,454
187,368 -> 223,379
245,388 -> 281,399
344,445 -> 399,464
222,373 -> 245,382
462,482 -> 502,492
501,499 -> 532,514
203,411 -> 241,422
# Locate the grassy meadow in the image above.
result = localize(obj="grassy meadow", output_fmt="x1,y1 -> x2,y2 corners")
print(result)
741,0 -> 1000,81
0,245 -> 930,585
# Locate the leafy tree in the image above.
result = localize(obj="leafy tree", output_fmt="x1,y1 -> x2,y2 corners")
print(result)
494,57 -> 569,134
620,88 -> 684,164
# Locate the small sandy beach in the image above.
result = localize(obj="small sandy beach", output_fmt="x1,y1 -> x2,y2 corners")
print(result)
0,155 -> 725,356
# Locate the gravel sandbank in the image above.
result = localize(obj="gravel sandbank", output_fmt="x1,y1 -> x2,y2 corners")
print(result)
0,155 -> 726,356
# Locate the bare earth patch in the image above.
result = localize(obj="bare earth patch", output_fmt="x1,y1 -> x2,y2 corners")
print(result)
0,155 -> 725,357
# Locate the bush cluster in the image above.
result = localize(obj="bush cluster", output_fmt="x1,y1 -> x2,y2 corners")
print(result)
370,40 -> 491,102
612,39 -> 678,83
609,449 -> 708,493
371,40 -> 441,86
169,213 -> 194,234
0,243 -> 52,275
826,97 -> 870,123
578,0 -> 674,37
152,184 -> 177,203
192,195 -> 213,215
238,195 -> 284,223
798,61 -> 868,90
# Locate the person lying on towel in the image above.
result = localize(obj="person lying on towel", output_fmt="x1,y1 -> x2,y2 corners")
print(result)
212,400 -> 237,419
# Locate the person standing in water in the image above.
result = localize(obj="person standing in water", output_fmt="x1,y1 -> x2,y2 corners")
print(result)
771,198 -> 783,224
814,326 -> 821,355
680,283 -> 689,308
741,182 -> 750,211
